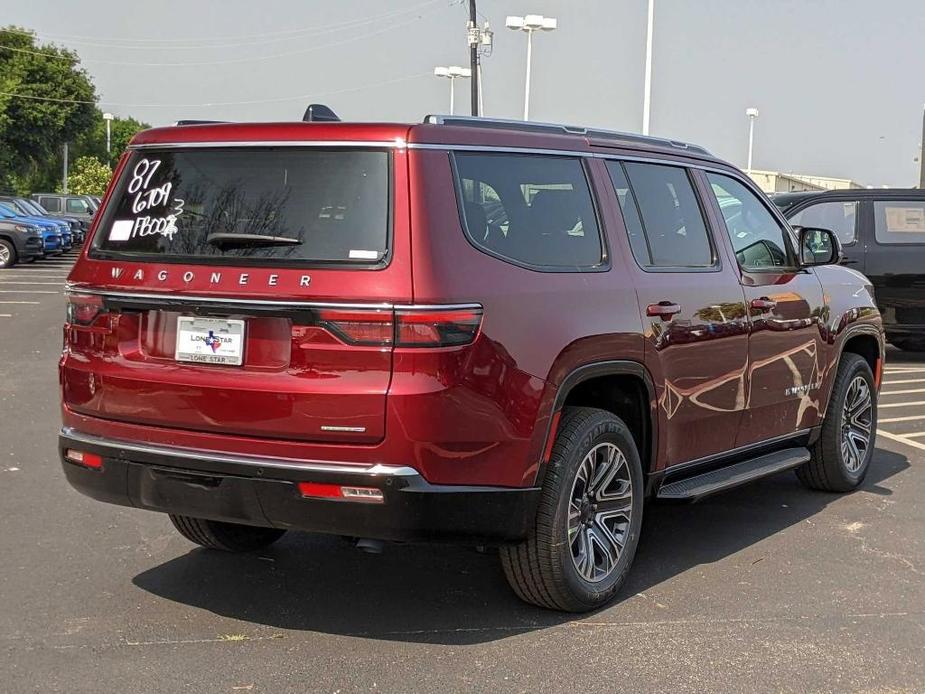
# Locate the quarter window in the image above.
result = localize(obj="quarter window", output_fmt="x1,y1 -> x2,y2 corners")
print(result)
789,200 -> 858,245
40,197 -> 61,212
873,200 -> 925,244
66,198 -> 90,214
707,173 -> 793,270
454,153 -> 604,269
618,162 -> 715,268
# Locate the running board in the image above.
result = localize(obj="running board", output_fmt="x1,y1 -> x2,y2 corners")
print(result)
657,447 -> 811,502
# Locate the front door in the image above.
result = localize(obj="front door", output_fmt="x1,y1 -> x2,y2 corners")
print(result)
606,161 -> 750,468
703,171 -> 826,447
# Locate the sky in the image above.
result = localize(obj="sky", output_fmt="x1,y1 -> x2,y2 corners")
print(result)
5,0 -> 924,186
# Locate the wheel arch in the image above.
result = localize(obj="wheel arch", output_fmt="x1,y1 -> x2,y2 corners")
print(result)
535,360 -> 658,487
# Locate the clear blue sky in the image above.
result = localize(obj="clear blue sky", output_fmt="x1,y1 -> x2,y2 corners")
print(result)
7,0 -> 925,186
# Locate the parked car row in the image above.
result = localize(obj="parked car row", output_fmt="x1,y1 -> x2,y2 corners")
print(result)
0,193 -> 98,268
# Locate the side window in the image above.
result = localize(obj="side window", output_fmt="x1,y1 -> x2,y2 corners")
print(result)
873,200 -> 925,244
707,173 -> 794,270
789,201 -> 857,245
40,197 -> 61,212
66,198 -> 90,214
621,162 -> 715,268
454,153 -> 604,269
604,161 -> 651,267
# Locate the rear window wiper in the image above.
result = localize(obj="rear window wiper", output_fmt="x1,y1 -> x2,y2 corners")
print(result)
206,233 -> 301,249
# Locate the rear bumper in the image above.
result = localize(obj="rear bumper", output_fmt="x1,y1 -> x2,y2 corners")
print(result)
59,428 -> 540,544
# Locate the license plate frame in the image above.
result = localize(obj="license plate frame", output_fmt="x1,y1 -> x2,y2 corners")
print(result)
175,316 -> 246,366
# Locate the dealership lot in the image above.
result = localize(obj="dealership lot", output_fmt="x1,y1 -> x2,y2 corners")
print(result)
1,256 -> 922,693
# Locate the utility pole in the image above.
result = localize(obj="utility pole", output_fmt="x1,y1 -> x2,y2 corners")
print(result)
62,142 -> 69,194
642,0 -> 654,135
919,104 -> 925,188
468,0 -> 479,116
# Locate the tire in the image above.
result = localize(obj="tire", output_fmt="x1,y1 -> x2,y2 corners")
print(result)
797,353 -> 876,492
169,515 -> 286,552
889,337 -> 925,352
0,239 -> 17,268
500,407 -> 644,612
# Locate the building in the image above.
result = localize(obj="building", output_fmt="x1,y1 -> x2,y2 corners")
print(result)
747,169 -> 865,194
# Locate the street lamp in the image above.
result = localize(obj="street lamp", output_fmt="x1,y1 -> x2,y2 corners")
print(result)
103,112 -> 114,160
505,14 -> 557,121
642,0 -> 655,135
434,66 -> 471,115
745,107 -> 759,174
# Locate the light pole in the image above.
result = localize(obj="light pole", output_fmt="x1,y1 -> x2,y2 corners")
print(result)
505,14 -> 557,121
434,66 -> 471,115
103,112 -> 114,162
745,107 -> 759,174
642,0 -> 654,135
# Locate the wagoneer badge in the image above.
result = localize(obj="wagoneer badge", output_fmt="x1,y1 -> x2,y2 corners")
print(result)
110,266 -> 311,287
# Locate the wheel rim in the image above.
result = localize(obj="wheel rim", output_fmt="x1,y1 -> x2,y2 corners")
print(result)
0,245 -> 10,266
568,442 -> 633,583
841,375 -> 873,473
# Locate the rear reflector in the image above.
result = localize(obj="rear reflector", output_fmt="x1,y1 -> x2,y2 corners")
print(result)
64,449 -> 104,470
66,294 -> 107,327
297,481 -> 384,504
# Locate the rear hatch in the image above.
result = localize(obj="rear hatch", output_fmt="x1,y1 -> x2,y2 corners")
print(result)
63,125 -> 413,444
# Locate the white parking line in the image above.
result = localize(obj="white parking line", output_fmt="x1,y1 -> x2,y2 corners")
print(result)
0,290 -> 59,294
0,301 -> 40,304
0,282 -> 65,286
879,387 -> 925,396
883,368 -> 925,375
878,414 -> 925,423
0,314 -> 11,317
879,400 -> 925,409
877,429 -> 925,452
900,431 -> 925,439
880,377 -> 925,386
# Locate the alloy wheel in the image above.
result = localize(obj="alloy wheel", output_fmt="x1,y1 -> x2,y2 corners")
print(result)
841,375 -> 873,473
0,244 -> 10,267
568,442 -> 633,583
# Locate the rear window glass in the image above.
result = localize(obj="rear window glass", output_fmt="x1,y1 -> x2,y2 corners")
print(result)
788,200 -> 858,245
874,200 -> 925,244
453,153 -> 603,270
93,148 -> 389,264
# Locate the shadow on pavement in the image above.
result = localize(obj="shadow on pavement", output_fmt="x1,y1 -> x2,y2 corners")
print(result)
133,447 -> 909,645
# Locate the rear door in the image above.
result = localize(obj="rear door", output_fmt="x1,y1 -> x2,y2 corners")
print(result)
63,144 -> 411,444
607,160 -> 749,467
703,171 -> 826,447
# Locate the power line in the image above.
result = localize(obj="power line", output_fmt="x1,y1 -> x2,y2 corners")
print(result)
0,71 -> 432,109
0,10 -> 434,67
0,0 -> 443,47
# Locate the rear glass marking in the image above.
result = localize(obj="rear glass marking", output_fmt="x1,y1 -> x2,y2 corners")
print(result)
349,249 -> 380,259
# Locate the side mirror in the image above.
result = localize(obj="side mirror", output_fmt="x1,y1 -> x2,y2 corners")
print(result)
797,226 -> 843,266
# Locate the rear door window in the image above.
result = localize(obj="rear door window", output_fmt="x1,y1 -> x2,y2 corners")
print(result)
874,200 -> 925,244
93,148 -> 390,265
788,200 -> 858,245
40,197 -> 61,212
619,162 -> 715,268
66,198 -> 91,214
453,153 -> 604,270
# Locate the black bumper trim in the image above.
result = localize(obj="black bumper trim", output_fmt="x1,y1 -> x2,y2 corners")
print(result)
59,430 -> 540,544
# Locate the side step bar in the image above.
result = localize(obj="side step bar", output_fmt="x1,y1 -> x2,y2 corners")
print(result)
657,447 -> 811,502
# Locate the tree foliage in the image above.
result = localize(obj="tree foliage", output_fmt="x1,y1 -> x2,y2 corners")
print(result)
0,26 -> 96,192
66,156 -> 112,196
73,110 -> 151,165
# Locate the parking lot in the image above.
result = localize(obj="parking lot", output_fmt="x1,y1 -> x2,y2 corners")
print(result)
1,255 -> 922,693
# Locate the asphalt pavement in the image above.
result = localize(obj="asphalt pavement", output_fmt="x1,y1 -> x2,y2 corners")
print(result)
1,254 -> 922,693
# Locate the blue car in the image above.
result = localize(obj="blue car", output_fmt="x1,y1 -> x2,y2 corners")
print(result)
0,203 -> 64,255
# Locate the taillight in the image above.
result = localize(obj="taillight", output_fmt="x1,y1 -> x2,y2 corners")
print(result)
66,294 -> 107,327
313,306 -> 483,348
395,307 -> 482,347
316,309 -> 394,346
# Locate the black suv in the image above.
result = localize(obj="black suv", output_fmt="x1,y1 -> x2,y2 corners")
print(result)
774,189 -> 925,350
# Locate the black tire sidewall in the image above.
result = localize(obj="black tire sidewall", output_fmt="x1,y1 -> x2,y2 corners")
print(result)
549,412 -> 644,608
827,355 -> 877,486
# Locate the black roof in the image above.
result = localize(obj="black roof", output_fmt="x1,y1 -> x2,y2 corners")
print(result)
772,187 -> 925,210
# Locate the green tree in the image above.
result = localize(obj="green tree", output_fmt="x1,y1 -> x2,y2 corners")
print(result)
73,110 -> 150,165
66,156 -> 112,196
0,26 -> 97,193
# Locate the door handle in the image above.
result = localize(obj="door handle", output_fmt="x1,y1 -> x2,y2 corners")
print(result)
750,297 -> 777,312
646,301 -> 682,319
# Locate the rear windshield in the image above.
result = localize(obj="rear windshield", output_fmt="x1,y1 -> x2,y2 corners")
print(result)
93,147 -> 389,264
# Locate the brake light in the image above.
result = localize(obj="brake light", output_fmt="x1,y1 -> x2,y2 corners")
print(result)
316,309 -> 394,346
395,307 -> 482,347
66,294 -> 107,327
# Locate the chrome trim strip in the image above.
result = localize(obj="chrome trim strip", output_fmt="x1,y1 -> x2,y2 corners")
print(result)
128,140 -> 402,150
60,428 -> 420,477
64,285 -> 482,312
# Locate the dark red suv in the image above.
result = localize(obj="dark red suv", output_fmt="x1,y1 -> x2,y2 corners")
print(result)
59,114 -> 883,611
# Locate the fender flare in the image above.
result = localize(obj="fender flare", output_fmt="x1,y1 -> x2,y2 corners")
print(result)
534,360 -> 658,487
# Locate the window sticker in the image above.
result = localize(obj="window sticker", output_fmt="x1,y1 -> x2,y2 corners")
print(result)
884,206 -> 925,233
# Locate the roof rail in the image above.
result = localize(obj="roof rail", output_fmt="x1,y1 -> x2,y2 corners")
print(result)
422,114 -> 711,155
173,120 -> 229,126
